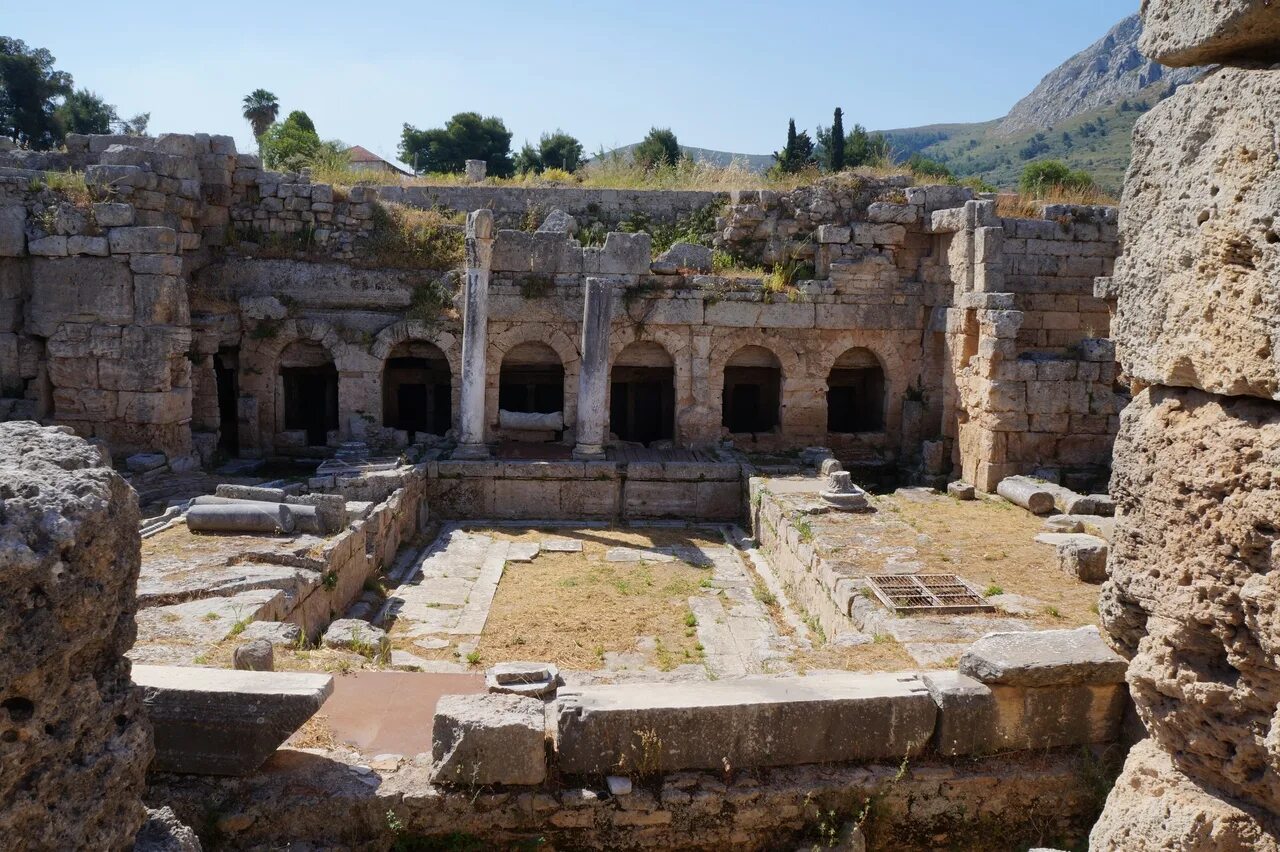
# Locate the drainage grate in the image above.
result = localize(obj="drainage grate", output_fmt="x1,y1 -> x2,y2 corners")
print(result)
865,574 -> 995,615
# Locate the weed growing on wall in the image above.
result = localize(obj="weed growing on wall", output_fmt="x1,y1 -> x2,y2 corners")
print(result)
365,203 -> 465,270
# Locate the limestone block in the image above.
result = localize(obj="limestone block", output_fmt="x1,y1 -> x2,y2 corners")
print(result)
131,254 -> 182,275
704,298 -> 814,328
134,275 -> 189,325
866,202 -> 918,224
67,235 -> 109,256
651,241 -> 712,274
1100,386 -> 1280,813
28,235 -> 68,256
27,257 -> 134,335
0,422 -> 150,848
1089,739 -> 1280,851
322,619 -> 388,653
1112,68 -> 1280,399
133,665 -> 333,776
0,204 -> 26,256
108,226 -> 178,255
1139,0 -> 1280,66
815,225 -> 850,244
584,232 -> 651,275
958,626 -> 1127,687
431,693 -> 546,785
554,673 -> 937,774
89,201 -> 133,227
1051,533 -> 1109,583
232,639 -> 274,671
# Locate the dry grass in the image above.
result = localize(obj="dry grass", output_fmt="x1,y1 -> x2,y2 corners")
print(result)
996,185 -> 1118,219
364,202 -> 465,270
473,527 -> 717,670
881,492 -> 1100,627
792,638 -> 916,673
286,713 -> 338,749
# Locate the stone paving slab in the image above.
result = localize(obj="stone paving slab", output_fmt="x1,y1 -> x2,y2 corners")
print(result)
132,589 -> 287,665
541,538 -> 583,552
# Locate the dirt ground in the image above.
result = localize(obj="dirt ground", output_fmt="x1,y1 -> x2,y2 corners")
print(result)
473,527 -> 718,671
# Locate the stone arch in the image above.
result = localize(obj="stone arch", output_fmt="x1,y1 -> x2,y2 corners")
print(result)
487,324 -> 581,440
610,338 -> 677,445
498,341 -> 566,417
825,346 -> 887,433
708,331 -> 807,442
721,345 -> 783,434
240,318 -> 352,453
371,321 -> 461,436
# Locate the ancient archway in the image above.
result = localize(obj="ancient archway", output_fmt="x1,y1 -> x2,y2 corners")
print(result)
611,340 -> 675,445
382,340 -> 452,436
826,347 -> 885,433
278,341 -> 339,446
722,345 -> 782,434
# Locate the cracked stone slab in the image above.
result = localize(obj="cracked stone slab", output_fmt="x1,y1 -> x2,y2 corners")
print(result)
959,626 -> 1128,687
506,542 -> 541,562
134,665 -> 333,776
541,538 -> 583,552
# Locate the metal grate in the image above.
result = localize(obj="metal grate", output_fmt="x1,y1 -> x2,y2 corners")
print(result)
865,574 -> 994,615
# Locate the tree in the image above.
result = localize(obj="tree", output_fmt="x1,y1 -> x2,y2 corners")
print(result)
259,110 -> 321,171
513,141 -> 541,175
241,89 -> 279,143
633,127 -> 680,169
538,130 -> 583,172
845,123 -> 889,167
55,88 -> 117,135
398,112 -> 514,177
830,107 -> 845,172
772,118 -> 815,174
0,37 -> 73,149
118,112 -> 149,136
1019,160 -> 1094,195
906,153 -> 951,179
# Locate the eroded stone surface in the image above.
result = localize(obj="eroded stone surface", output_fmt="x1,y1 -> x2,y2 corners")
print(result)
958,626 -> 1126,687
0,422 -> 151,848
1138,0 -> 1280,66
1112,67 -> 1280,399
1100,387 -> 1280,813
431,693 -> 547,786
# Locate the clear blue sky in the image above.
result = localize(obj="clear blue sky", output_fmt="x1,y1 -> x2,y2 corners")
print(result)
10,0 -> 1136,163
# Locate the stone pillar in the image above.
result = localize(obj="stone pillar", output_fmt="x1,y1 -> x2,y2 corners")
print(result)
464,159 -> 487,183
572,276 -> 614,460
455,209 -> 494,459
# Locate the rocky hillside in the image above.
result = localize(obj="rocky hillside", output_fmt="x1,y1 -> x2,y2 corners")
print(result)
995,14 -> 1202,137
879,14 -> 1206,192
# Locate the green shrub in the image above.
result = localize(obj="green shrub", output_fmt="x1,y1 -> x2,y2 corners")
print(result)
1019,160 -> 1094,195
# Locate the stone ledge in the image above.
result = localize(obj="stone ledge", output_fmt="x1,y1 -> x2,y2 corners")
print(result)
134,665 -> 333,776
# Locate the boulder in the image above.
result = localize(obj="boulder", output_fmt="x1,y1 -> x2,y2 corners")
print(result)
232,639 -> 274,671
1052,533 -> 1108,583
133,806 -> 203,852
536,209 -> 577,235
322,619 -> 388,656
431,693 -> 546,786
1112,68 -> 1280,399
0,422 -> 151,848
1139,0 -> 1280,66
650,241 -> 713,275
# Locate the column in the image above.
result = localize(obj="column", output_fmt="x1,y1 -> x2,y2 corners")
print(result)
454,209 -> 494,459
572,276 -> 613,460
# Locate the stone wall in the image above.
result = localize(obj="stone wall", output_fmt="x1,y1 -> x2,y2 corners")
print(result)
0,422 -> 151,848
1090,6 -> 1280,848
427,457 -> 742,521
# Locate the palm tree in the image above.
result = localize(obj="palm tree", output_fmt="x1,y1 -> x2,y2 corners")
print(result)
241,89 -> 279,146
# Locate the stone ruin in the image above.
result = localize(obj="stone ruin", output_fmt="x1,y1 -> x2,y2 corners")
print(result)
2,3 -> 1278,847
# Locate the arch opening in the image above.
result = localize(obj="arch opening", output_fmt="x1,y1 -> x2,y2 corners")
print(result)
827,347 -> 885,433
722,345 -> 782,434
279,341 -> 338,447
499,342 -> 566,416
383,341 -> 452,436
611,341 -> 675,445
215,346 -> 240,455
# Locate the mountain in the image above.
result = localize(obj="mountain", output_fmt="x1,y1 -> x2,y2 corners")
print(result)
592,142 -> 773,172
879,14 -> 1206,192
995,14 -> 1202,137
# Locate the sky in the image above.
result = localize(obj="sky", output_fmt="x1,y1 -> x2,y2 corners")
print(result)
9,0 -> 1137,164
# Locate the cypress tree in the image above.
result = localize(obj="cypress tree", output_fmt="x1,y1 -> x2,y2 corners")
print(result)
785,118 -> 798,167
831,107 -> 845,172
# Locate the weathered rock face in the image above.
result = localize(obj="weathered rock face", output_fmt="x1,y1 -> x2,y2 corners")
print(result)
1094,6 -> 1280,846
1090,739 -> 1280,851
0,421 -> 151,849
1139,0 -> 1280,66
1101,388 -> 1280,811
1111,66 -> 1280,400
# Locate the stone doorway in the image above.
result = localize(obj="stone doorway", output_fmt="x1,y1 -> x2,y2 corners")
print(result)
279,342 -> 338,447
611,341 -> 675,445
722,345 -> 781,434
827,347 -> 885,433
383,342 -> 451,437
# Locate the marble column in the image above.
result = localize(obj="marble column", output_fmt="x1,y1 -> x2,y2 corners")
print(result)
572,276 -> 614,460
454,209 -> 494,459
